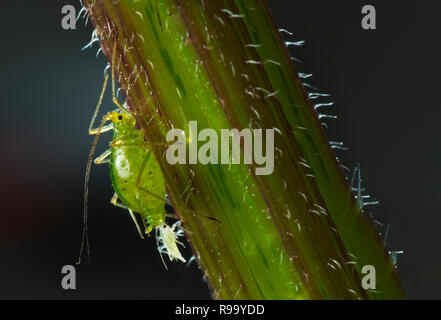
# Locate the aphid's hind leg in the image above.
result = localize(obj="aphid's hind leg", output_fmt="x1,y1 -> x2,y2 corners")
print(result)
127,208 -> 144,240
110,193 -> 144,239
140,215 -> 150,237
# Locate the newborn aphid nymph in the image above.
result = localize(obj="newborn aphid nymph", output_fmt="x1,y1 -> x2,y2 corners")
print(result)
156,222 -> 187,269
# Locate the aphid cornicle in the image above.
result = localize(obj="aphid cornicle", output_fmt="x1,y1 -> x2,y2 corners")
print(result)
78,39 -> 186,268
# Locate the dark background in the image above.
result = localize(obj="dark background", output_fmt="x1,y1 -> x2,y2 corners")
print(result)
0,1 -> 439,299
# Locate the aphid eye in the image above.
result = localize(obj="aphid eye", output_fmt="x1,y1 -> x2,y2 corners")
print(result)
118,115 -> 123,121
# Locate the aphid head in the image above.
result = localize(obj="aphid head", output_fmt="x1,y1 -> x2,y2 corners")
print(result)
106,110 -> 136,134
157,222 -> 170,233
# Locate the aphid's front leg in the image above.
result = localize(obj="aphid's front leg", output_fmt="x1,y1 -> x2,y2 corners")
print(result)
110,193 -> 144,239
94,148 -> 111,164
170,221 -> 182,233
168,221 -> 186,247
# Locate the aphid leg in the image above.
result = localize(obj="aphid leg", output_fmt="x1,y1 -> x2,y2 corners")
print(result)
170,221 -> 187,244
175,240 -> 185,247
110,193 -> 144,239
127,208 -> 145,239
155,227 -> 169,270
142,216 -> 155,237
110,192 -> 127,209
94,148 -> 111,164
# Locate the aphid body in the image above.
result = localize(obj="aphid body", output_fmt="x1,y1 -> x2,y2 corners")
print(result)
78,39 -> 187,267
156,222 -> 186,264
103,110 -> 187,265
107,111 -> 166,233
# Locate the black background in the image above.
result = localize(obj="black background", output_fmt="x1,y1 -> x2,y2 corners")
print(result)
0,1 -> 439,299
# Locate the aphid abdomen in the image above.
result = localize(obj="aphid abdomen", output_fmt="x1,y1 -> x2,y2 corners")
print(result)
110,143 -> 165,218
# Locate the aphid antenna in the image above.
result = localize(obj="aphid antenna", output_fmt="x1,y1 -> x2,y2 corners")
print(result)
78,37 -> 126,264
77,113 -> 109,265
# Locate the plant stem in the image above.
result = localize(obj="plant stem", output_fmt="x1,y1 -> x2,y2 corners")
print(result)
81,0 -> 405,299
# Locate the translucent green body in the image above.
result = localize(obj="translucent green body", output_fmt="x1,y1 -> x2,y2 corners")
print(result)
107,111 -> 166,232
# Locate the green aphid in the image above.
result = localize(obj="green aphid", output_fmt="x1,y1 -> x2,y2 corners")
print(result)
105,110 -> 167,234
98,110 -> 187,268
77,40 -> 186,268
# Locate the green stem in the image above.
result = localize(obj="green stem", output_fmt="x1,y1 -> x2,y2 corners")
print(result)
81,0 -> 405,299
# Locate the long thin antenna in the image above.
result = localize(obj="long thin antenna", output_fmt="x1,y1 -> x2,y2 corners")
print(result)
77,115 -> 108,264
77,37 -> 122,264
